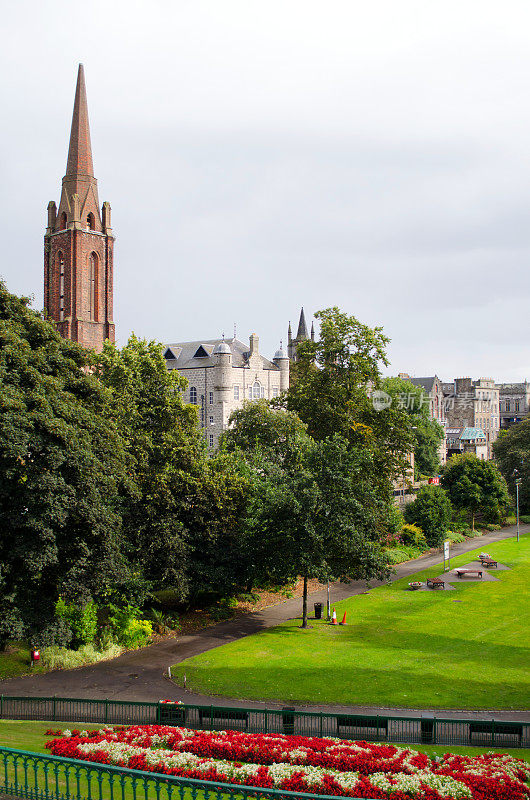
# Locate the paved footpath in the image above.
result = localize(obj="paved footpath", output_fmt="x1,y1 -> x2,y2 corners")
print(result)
1,526 -> 528,721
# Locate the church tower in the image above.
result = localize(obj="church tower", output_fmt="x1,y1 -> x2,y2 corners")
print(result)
44,64 -> 115,352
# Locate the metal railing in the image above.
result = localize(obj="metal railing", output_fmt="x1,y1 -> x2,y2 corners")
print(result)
0,746 -> 343,800
0,695 -> 529,748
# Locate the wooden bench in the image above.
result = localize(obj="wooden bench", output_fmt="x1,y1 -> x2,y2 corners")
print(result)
337,714 -> 388,740
469,721 -> 523,744
480,559 -> 497,568
456,569 -> 482,578
426,578 -> 444,589
198,706 -> 249,730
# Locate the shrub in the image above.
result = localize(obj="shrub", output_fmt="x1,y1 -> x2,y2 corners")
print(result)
506,515 -> 516,525
445,530 -> 465,544
384,545 -> 423,564
520,514 -> 530,524
400,524 -> 427,549
108,605 -> 153,649
404,485 -> 452,547
41,643 -> 123,670
55,598 -> 98,647
477,522 -> 501,532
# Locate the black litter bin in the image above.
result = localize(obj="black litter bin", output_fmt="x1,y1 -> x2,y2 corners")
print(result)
314,602 -> 323,620
282,706 -> 295,735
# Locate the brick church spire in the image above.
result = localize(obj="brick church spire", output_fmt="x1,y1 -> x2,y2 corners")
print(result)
66,64 -> 95,178
44,64 -> 115,353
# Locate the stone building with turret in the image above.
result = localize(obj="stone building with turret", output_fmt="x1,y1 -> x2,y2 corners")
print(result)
163,335 -> 289,449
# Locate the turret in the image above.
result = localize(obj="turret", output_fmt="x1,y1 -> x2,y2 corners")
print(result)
273,343 -> 290,392
214,340 -> 232,401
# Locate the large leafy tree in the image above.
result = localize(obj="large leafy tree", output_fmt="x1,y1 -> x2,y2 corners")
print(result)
94,336 -> 248,602
442,453 -> 511,529
284,307 -> 414,496
404,485 -> 452,547
0,282 -> 128,647
224,403 -> 389,627
493,421 -> 530,513
382,376 -> 444,477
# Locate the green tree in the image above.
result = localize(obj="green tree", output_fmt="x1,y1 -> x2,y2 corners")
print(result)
284,307 -> 414,496
404,485 -> 452,547
382,376 -> 444,477
0,282 -> 127,647
442,453 -> 511,529
493,420 -> 530,513
225,404 -> 389,627
94,336 -> 249,602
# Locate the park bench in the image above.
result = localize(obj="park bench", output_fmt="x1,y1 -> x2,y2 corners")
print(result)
198,706 -> 249,730
480,558 -> 498,568
426,578 -> 444,589
456,568 -> 482,578
337,714 -> 388,740
469,721 -> 523,744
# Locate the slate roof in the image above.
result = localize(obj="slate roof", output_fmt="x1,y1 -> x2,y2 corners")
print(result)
409,376 -> 436,393
163,338 -> 278,370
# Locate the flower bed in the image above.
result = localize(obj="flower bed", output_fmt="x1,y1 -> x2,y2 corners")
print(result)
46,725 -> 530,800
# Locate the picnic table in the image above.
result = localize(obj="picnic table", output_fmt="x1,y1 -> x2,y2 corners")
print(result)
480,558 -> 498,568
456,568 -> 483,579
426,577 -> 445,589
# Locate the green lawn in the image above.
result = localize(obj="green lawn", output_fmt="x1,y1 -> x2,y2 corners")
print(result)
171,535 -> 530,709
0,642 -> 46,679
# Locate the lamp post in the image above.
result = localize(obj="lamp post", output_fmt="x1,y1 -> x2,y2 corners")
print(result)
512,469 -> 521,544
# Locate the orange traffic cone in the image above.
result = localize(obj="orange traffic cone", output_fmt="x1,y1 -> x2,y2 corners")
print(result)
339,612 -> 347,625
331,609 -> 337,625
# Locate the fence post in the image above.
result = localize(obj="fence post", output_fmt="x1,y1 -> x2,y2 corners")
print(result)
0,695 -> 3,719
376,715 -> 379,740
320,712 -> 323,738
53,696 -> 56,721
264,709 -> 268,734
432,717 -> 437,745
492,719 -> 495,746
210,706 -> 213,730
104,699 -> 108,725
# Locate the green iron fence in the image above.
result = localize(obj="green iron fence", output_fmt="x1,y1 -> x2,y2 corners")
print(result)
0,745 -> 343,800
0,695 -> 528,748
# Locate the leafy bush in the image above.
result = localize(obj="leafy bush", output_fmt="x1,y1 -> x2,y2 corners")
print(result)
384,545 -> 423,564
400,524 -> 427,549
506,515 -> 516,525
55,599 -> 98,647
108,605 -> 153,649
477,523 -> 501,532
445,530 -> 465,544
41,643 -> 123,670
520,515 -> 530,524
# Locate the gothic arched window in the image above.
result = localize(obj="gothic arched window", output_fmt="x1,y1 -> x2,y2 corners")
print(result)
89,252 -> 98,321
57,251 -> 65,321
189,387 -> 198,404
60,212 -> 67,230
253,381 -> 262,400
87,213 -> 95,230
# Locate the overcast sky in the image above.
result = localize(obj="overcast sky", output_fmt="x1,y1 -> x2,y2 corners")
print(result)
2,0 -> 530,381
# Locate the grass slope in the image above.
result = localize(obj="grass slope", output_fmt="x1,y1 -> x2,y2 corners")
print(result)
172,535 -> 530,709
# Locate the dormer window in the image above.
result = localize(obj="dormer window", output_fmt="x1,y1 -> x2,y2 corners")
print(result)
164,348 -> 176,360
193,345 -> 209,358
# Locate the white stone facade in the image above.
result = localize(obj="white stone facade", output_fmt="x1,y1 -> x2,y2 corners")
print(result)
163,334 -> 289,449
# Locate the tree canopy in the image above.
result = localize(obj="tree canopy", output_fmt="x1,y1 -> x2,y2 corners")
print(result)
0,282 -> 128,646
382,376 -> 444,478
442,453 -> 511,528
493,420 -> 530,513
224,402 -> 389,626
284,307 -> 414,496
404,485 -> 452,547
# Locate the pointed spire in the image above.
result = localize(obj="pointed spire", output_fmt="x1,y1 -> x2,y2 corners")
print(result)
310,321 -> 315,341
296,307 -> 308,340
66,64 -> 94,177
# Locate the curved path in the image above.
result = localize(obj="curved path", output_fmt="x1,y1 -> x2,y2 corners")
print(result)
1,526 -> 528,721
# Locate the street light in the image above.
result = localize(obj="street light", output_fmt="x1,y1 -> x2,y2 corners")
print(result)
512,469 -> 522,544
